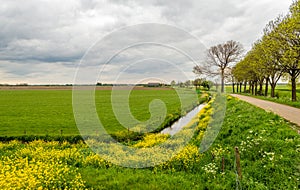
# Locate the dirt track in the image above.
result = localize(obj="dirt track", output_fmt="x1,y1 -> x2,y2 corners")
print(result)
231,94 -> 300,128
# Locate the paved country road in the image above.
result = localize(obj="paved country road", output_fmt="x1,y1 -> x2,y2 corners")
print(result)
230,94 -> 300,130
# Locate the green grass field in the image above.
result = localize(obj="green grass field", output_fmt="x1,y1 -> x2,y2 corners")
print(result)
0,88 -> 199,136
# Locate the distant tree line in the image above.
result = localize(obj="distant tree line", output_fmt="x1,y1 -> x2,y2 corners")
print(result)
170,79 -> 213,91
96,82 -> 170,87
96,83 -> 114,86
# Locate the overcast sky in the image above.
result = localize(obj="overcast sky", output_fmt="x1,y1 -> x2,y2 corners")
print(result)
0,0 -> 293,84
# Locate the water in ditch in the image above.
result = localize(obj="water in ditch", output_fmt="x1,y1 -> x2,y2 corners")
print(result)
161,104 -> 206,136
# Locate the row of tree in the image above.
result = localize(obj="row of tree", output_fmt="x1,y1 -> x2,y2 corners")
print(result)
233,0 -> 300,101
170,79 -> 213,90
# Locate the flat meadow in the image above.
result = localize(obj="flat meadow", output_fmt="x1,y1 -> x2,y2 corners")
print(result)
0,86 -> 299,189
0,87 -> 199,136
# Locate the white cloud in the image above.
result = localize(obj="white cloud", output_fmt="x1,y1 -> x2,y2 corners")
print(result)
0,0 -> 294,84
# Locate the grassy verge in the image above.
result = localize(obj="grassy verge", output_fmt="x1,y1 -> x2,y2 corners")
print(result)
211,96 -> 299,189
74,95 -> 300,189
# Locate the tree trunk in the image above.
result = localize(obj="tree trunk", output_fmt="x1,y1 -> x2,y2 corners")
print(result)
259,80 -> 263,95
244,81 -> 247,93
249,81 -> 252,93
221,69 -> 225,93
215,82 -> 219,91
254,81 -> 258,96
251,82 -> 254,95
248,81 -> 250,93
265,78 -> 269,97
271,84 -> 276,98
240,83 -> 242,93
232,82 -> 235,93
291,76 -> 297,102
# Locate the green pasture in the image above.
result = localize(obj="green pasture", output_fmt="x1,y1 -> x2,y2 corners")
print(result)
0,89 -> 198,136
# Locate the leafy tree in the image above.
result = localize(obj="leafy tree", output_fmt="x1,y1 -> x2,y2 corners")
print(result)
275,1 -> 300,101
193,78 -> 202,90
236,50 -> 260,95
233,58 -> 251,93
184,80 -> 192,88
251,35 -> 284,97
201,80 -> 211,91
170,80 -> 176,87
234,1 -> 299,100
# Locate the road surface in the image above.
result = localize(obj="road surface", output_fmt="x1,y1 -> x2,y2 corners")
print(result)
230,94 -> 300,128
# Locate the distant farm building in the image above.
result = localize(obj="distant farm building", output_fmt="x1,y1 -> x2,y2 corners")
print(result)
147,83 -> 161,87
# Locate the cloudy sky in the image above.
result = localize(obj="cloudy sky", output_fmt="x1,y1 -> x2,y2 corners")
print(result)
0,0 -> 293,84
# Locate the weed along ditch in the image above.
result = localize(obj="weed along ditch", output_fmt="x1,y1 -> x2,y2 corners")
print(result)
161,104 -> 206,135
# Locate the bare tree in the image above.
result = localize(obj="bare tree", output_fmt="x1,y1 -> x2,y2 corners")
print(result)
202,40 -> 243,92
